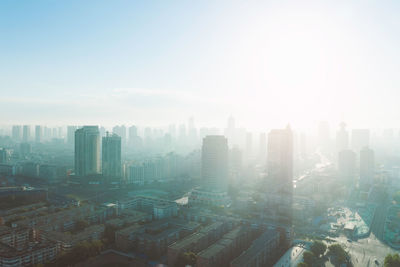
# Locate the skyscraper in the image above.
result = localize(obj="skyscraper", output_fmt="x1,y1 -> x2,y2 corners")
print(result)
113,125 -> 126,145
336,122 -> 349,152
102,132 -> 122,180
35,125 -> 42,143
67,126 -> 77,145
12,125 -> 21,141
360,147 -> 374,189
338,149 -> 356,183
258,132 -> 267,162
351,129 -> 370,153
22,125 -> 30,142
201,135 -> 229,191
267,126 -> 293,225
74,126 -> 101,177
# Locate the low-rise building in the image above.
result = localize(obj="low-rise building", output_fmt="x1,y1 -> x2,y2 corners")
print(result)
230,230 -> 280,267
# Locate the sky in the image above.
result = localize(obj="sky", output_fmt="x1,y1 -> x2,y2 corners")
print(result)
1,0 -> 400,131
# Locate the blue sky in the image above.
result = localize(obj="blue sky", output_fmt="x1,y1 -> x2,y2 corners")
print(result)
1,1 -> 400,130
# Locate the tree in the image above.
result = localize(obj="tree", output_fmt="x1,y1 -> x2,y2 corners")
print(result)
384,253 -> 400,267
311,240 -> 327,258
176,251 -> 197,267
104,224 -> 118,244
303,251 -> 316,265
297,263 -> 309,267
328,244 -> 349,264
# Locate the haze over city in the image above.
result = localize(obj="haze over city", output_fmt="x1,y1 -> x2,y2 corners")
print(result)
2,1 -> 400,129
1,1 -> 400,267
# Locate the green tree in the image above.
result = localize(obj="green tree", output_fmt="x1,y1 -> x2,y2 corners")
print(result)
311,240 -> 327,258
303,251 -> 316,265
297,263 -> 309,267
328,244 -> 349,264
176,251 -> 197,267
384,253 -> 400,267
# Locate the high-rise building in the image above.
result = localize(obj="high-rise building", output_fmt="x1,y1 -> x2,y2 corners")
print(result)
35,125 -> 42,143
102,132 -> 122,180
74,126 -> 101,177
67,126 -> 77,145
201,135 -> 229,191
12,125 -> 21,141
317,121 -> 330,149
336,122 -> 349,152
360,147 -> 374,189
351,129 -> 370,153
112,125 -> 126,145
22,125 -> 30,142
338,149 -> 356,183
267,126 -> 293,225
267,127 -> 293,188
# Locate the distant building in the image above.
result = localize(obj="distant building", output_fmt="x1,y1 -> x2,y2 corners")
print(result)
11,125 -> 21,141
231,230 -> 280,267
258,132 -> 267,162
67,126 -> 77,145
22,125 -> 30,142
267,126 -> 293,225
34,125 -> 42,143
336,122 -> 349,152
74,126 -> 101,177
360,147 -> 374,189
338,149 -> 356,183
351,129 -> 370,153
102,132 -> 122,180
0,149 -> 11,164
201,135 -> 229,191
112,125 -> 127,145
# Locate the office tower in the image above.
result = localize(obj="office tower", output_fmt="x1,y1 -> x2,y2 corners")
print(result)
12,125 -> 21,141
360,147 -> 374,189
178,124 -> 186,140
74,126 -> 101,177
129,125 -> 138,140
201,135 -> 229,191
22,125 -> 30,142
267,127 -> 293,186
258,132 -> 267,162
99,126 -> 106,137
35,125 -> 42,143
188,117 -> 197,145
225,115 -> 236,147
338,149 -> 356,183
112,125 -> 126,145
67,126 -> 77,145
336,122 -> 349,152
102,132 -> 122,179
351,129 -> 370,153
317,121 -> 330,149
267,126 -> 293,225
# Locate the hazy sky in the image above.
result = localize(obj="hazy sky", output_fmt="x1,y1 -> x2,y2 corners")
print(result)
1,1 -> 400,130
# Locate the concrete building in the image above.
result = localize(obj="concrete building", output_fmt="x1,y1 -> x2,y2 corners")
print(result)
22,125 -> 30,142
67,126 -> 77,146
336,122 -> 349,152
231,230 -> 280,267
351,129 -> 370,153
202,135 -> 229,191
102,132 -> 122,180
360,147 -> 374,189
338,149 -> 356,183
12,126 -> 21,141
267,126 -> 293,225
74,126 -> 101,177
35,125 -> 42,143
